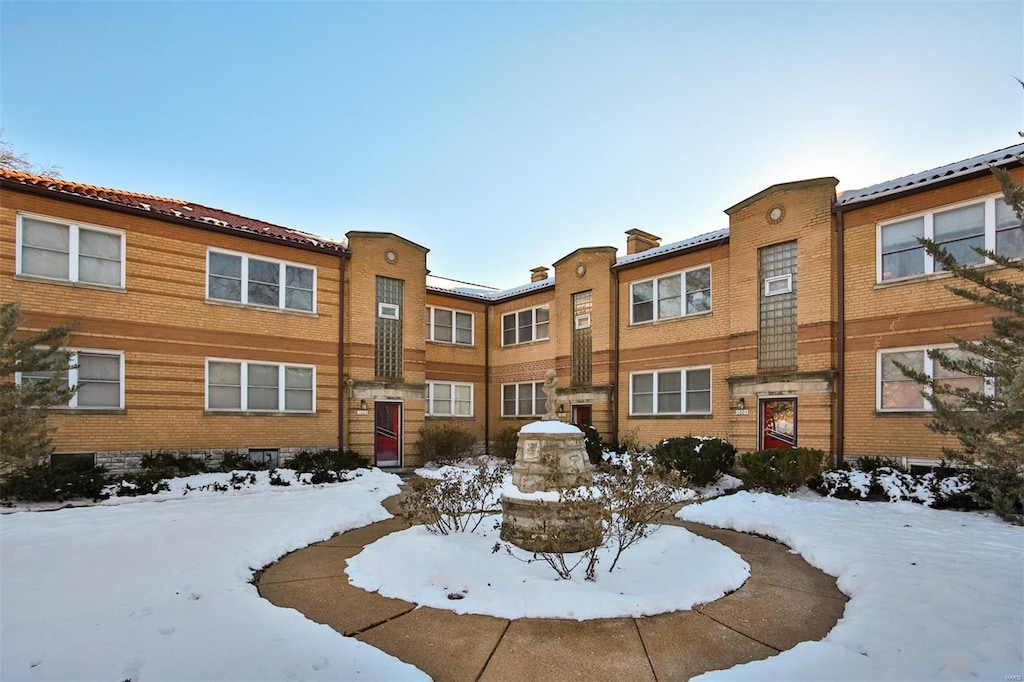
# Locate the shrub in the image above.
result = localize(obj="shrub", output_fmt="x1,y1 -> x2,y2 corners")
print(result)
0,460 -> 110,502
288,448 -> 365,483
420,423 -> 477,463
739,448 -> 825,493
612,427 -> 644,455
219,450 -> 271,472
399,459 -> 510,533
847,456 -> 908,473
109,472 -> 170,497
140,451 -> 208,478
574,424 -> 604,465
816,464 -> 978,509
971,467 -> 1023,522
491,426 -> 520,460
650,436 -> 736,487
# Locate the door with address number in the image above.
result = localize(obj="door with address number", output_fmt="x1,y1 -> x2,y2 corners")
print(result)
759,398 -> 796,450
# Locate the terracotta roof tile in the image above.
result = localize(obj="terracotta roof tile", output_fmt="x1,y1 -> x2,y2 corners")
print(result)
0,168 -> 346,253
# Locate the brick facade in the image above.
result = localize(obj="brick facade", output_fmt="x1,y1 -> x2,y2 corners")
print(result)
3,144 -> 1021,471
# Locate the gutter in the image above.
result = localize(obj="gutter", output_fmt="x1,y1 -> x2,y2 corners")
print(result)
339,251 -> 349,450
612,267 -> 620,447
484,305 -> 491,456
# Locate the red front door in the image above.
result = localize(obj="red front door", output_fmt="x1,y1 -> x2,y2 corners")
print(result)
374,401 -> 402,467
759,398 -> 796,450
571,404 -> 592,428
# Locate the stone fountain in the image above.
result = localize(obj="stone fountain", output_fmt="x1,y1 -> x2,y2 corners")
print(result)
500,370 -> 602,553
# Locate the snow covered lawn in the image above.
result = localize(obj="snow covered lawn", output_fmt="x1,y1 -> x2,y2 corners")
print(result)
680,491 -> 1024,681
0,469 -> 427,682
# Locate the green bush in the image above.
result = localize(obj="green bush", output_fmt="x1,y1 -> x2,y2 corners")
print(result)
739,448 -> 825,493
491,426 -> 520,460
109,471 -> 170,497
0,460 -> 110,502
420,423 -> 477,463
847,456 -> 908,473
219,450 -> 271,472
140,451 -> 208,478
574,424 -> 604,465
971,466 -> 1024,523
650,436 -> 736,487
288,448 -> 365,476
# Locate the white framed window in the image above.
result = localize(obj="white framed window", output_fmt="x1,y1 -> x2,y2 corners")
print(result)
427,306 -> 473,345
207,248 -> 316,312
575,313 -> 592,330
16,214 -> 125,288
501,381 -> 546,417
630,265 -> 711,324
378,302 -> 400,320
501,306 -> 550,346
764,274 -> 793,296
205,359 -> 315,412
878,194 -> 1022,282
17,349 -> 125,409
426,381 -> 474,416
629,367 -> 711,415
877,346 -> 990,412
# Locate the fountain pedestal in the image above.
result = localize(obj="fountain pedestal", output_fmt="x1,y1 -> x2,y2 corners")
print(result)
500,423 -> 602,553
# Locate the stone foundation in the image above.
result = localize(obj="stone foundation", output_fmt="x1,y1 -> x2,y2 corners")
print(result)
510,431 -> 592,493
68,447 -> 326,475
500,496 -> 603,553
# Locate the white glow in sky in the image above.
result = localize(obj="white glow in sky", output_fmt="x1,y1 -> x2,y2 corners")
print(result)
2,1 -> 1020,289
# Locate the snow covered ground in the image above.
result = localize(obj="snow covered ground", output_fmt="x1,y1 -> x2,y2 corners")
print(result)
2,467 -> 1021,681
680,491 -> 1024,682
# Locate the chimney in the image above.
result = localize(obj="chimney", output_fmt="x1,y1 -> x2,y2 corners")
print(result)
625,228 -> 662,255
530,266 -> 550,282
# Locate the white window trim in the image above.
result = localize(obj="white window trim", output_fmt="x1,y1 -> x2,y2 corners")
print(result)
206,247 -> 317,313
575,313 -> 592,330
15,348 -> 125,410
876,193 -> 1015,283
501,305 -> 550,346
378,302 -> 401,320
876,344 -> 993,412
204,358 -> 316,413
629,264 -> 712,325
426,381 -> 474,417
628,366 -> 712,416
16,212 -> 126,289
764,273 -> 793,296
500,381 -> 545,417
426,306 -> 474,346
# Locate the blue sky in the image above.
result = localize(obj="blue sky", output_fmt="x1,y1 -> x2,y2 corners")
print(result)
2,1 -> 1021,289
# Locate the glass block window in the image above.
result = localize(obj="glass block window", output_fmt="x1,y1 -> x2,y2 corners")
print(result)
375,276 -> 403,379
759,240 -> 797,371
571,290 -> 593,386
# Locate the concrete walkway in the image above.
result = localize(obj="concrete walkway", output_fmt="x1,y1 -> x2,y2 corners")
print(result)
258,495 -> 847,681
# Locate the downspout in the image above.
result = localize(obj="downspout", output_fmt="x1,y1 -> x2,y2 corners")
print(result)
484,303 -> 491,455
338,252 -> 348,451
612,266 -> 620,446
835,208 -> 846,467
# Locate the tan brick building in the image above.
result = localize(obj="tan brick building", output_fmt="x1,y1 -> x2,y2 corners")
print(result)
3,142 -> 1021,471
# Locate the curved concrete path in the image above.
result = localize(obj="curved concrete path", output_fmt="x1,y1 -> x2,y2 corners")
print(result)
258,494 -> 847,681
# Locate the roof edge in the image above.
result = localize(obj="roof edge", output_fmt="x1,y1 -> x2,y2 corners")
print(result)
725,177 -> 839,216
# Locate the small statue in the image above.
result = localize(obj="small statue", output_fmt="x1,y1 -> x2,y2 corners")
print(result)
542,369 -> 558,421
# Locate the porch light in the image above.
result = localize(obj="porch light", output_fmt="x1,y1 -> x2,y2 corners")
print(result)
359,399 -> 367,410
735,397 -> 746,411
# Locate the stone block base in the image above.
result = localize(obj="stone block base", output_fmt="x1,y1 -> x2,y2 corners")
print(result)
501,495 -> 603,553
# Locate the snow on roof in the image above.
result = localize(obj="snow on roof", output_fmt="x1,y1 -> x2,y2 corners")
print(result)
837,142 -> 1024,208
0,168 -> 347,253
615,228 -> 730,267
425,274 -> 501,300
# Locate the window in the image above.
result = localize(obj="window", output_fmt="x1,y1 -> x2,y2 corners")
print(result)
878,195 -> 1021,282
501,381 -> 546,417
427,306 -> 473,345
501,306 -> 549,346
17,349 -> 124,409
378,303 -> 400,320
877,347 -> 988,411
764,274 -> 793,296
375,276 -> 403,379
630,265 -> 711,324
572,290 -> 593,386
207,249 -> 315,312
426,381 -> 473,416
629,367 -> 711,415
206,359 -> 315,412
17,215 -> 124,287
759,241 -> 798,370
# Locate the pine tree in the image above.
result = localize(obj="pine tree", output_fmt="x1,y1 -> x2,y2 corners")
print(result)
0,302 -> 77,471
902,166 -> 1024,523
